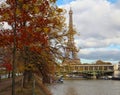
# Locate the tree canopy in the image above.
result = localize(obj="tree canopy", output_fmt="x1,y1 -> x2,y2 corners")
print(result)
0,0 -> 66,83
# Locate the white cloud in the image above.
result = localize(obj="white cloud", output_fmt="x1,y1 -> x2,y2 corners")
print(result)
79,47 -> 120,61
60,0 -> 120,63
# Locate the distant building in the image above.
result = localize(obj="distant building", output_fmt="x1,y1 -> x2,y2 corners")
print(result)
113,62 -> 120,79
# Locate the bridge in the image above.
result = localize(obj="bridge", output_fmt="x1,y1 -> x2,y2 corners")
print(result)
57,64 -> 114,79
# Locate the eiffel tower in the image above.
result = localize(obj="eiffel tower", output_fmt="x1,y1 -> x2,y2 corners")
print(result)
63,8 -> 81,65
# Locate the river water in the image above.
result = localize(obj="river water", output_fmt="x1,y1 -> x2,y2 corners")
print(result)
48,80 -> 120,95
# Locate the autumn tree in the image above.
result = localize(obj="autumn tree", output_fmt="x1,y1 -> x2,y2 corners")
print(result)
0,0 -> 66,86
96,60 -> 112,65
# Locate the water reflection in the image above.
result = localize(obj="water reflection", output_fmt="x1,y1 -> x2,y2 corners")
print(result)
49,80 -> 120,95
65,87 -> 78,95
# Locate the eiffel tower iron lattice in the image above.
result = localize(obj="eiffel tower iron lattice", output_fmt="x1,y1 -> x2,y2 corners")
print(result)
64,8 -> 81,65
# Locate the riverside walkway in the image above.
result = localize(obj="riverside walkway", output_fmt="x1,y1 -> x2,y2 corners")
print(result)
0,76 -> 22,92
0,75 -> 52,95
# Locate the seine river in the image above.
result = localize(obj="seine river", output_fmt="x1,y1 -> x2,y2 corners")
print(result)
48,80 -> 120,95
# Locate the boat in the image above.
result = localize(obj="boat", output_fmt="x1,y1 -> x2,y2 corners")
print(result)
112,76 -> 120,80
56,75 -> 63,83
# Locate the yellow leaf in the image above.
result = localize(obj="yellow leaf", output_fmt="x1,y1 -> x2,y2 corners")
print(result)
23,4 -> 29,10
43,27 -> 50,33
34,7 -> 39,14
16,8 -> 21,15
50,0 -> 56,3
18,65 -> 25,72
36,27 -> 42,32
57,8 -> 63,13
18,0 -> 23,2
3,13 -> 9,19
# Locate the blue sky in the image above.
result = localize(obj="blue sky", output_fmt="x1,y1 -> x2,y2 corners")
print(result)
57,0 -> 118,5
56,0 -> 74,5
56,0 -> 120,64
107,0 -> 117,3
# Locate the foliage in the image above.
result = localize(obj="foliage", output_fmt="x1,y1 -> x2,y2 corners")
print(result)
2,62 -> 12,71
95,60 -> 112,65
0,0 -> 66,83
